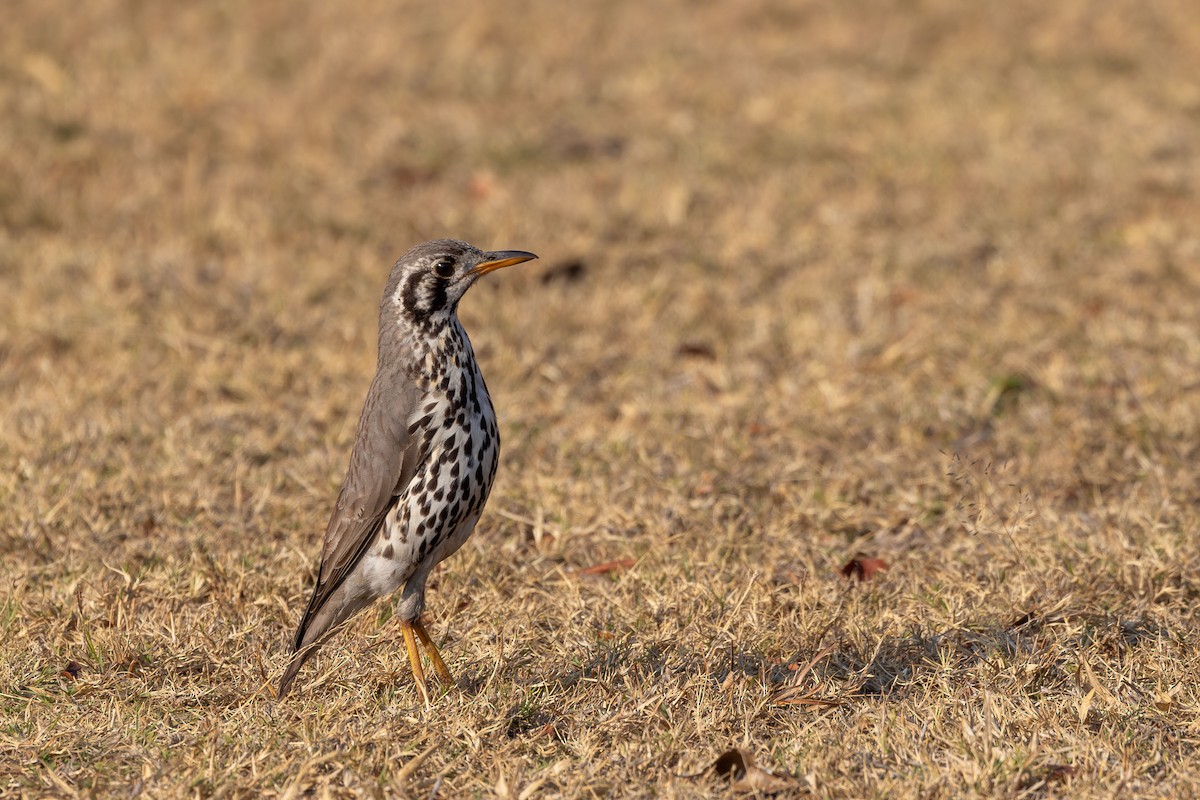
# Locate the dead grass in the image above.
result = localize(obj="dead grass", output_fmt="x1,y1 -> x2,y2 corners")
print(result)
2,0 -> 1200,796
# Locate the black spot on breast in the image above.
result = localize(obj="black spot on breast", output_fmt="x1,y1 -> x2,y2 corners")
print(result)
382,543 -> 394,559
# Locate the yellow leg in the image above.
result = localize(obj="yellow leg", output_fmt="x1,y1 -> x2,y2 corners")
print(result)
400,620 -> 429,703
413,619 -> 454,686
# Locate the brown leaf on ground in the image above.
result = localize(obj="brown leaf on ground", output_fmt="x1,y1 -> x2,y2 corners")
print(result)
840,556 -> 889,582
711,748 -> 798,793
572,558 -> 635,577
1044,764 -> 1078,783
61,661 -> 83,680
539,259 -> 588,285
676,341 -> 716,360
537,723 -> 565,742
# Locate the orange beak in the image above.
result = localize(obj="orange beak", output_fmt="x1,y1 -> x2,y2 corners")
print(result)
471,250 -> 538,277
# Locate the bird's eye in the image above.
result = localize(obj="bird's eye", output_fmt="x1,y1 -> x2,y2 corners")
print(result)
433,258 -> 455,278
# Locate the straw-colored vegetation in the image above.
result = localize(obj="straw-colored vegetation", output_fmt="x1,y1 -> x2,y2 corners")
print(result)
3,0 -> 1199,796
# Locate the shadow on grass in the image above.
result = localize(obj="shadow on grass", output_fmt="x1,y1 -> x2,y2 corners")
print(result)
521,611 -> 1169,702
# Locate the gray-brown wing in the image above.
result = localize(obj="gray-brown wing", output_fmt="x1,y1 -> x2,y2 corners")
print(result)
290,372 -> 424,651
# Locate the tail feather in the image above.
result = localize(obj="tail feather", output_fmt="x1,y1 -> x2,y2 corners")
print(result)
277,648 -> 312,700
277,582 -> 372,700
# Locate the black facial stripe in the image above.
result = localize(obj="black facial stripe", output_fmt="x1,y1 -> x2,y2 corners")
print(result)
401,271 -> 451,320
402,271 -> 423,317
429,275 -> 448,314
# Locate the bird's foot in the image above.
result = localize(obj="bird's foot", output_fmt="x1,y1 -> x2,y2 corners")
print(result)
412,618 -> 455,686
400,620 -> 431,705
401,618 -> 454,704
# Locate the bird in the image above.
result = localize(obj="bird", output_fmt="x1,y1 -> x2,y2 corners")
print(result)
278,239 -> 537,700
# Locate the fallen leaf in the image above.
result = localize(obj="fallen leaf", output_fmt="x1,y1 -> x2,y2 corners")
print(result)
1044,764 -> 1077,783
539,260 -> 588,285
536,723 -> 565,742
710,748 -> 797,793
388,163 -> 439,188
572,558 -> 635,577
61,661 -> 83,680
840,556 -> 889,582
676,341 -> 716,360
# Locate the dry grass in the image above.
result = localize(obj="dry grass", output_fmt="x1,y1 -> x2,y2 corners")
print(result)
3,0 -> 1200,796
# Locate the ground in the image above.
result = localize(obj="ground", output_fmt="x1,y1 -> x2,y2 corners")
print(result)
2,0 -> 1199,797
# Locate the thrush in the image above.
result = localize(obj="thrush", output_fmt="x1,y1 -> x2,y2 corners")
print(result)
278,239 -> 537,699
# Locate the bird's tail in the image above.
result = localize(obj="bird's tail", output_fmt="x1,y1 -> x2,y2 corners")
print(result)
277,584 -> 372,699
277,648 -> 312,700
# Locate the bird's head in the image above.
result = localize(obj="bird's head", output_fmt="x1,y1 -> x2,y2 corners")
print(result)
384,239 -> 537,327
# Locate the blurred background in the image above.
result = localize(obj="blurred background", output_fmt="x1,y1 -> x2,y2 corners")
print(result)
2,0 -> 1199,795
